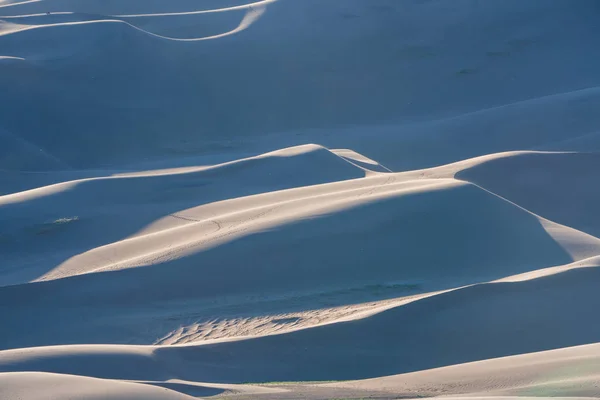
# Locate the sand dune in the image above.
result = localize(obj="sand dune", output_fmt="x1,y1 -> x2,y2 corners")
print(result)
153,265 -> 600,383
0,372 -> 197,400
0,0 -> 268,16
3,0 -> 600,169
2,0 -> 600,399
4,172 -> 599,349
3,147 -> 597,288
330,148 -> 392,174
0,5 -> 268,42
334,342 -> 600,398
278,86 -> 600,173
540,130 -> 600,152
0,126 -> 68,171
457,151 -> 600,237
2,263 -> 600,384
0,144 -> 367,284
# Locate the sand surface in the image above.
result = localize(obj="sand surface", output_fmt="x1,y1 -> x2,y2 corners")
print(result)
1,0 -> 600,399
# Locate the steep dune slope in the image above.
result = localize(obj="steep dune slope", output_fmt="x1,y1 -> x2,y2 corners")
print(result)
4,148 -> 597,288
2,177 -> 599,350
457,152 -> 600,237
0,144 -> 365,286
151,265 -> 600,383
1,0 -> 600,398
2,264 -> 600,385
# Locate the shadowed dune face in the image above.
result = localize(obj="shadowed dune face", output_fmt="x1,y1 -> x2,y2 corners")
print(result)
457,152 -> 600,237
0,181 -> 579,349
151,267 -> 600,383
1,267 -> 599,384
0,145 -> 365,286
294,86 -> 600,172
2,1 -> 600,399
2,0 -> 600,169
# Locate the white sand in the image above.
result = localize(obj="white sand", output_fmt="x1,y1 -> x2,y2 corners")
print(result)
332,343 -> 600,398
1,0 -> 600,399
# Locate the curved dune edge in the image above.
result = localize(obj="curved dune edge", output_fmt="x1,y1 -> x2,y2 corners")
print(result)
1,1 -> 600,398
3,148 -> 598,286
330,342 -> 600,398
0,6 -> 267,41
1,147 -> 599,354
0,0 -> 276,16
1,147 -> 599,396
1,258 -> 599,380
0,372 -> 198,400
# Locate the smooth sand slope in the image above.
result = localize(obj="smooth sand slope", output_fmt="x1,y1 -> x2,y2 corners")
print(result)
1,0 -> 600,399
332,342 -> 600,398
2,0 -> 600,168
1,262 -> 600,384
2,170 -> 599,349
0,372 -> 198,400
457,151 -> 600,237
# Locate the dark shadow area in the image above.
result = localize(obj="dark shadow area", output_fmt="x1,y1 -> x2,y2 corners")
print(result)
457,152 -> 600,238
153,266 -> 600,383
0,183 -> 574,350
2,267 -> 599,384
0,145 -> 363,286
2,0 -> 600,170
143,381 -> 225,397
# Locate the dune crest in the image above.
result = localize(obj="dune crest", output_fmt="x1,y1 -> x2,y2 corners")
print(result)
1,0 -> 600,399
